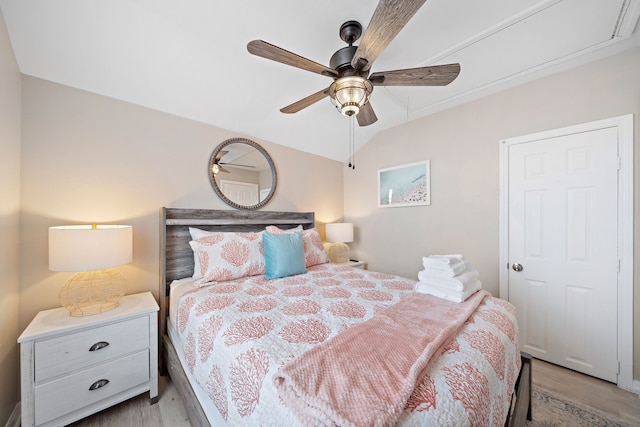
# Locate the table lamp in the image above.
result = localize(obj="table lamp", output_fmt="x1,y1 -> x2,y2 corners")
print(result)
325,222 -> 354,264
49,224 -> 132,316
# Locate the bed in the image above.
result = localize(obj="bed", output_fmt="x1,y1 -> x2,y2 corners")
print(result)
159,207 -> 532,426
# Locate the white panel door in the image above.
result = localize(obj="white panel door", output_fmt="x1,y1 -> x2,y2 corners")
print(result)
220,180 -> 259,206
507,127 -> 619,382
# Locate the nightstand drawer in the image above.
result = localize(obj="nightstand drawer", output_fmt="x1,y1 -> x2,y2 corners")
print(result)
35,316 -> 149,382
34,349 -> 149,425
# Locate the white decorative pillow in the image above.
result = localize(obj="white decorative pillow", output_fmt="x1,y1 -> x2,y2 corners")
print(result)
189,227 -> 218,278
189,231 -> 265,286
266,225 -> 302,234
265,225 -> 329,267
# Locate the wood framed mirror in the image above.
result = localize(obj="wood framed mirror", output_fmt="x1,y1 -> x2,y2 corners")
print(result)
208,138 -> 277,210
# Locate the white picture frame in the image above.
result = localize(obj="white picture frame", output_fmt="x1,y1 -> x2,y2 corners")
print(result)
378,160 -> 430,208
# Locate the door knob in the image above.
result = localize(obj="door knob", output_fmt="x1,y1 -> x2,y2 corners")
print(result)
512,263 -> 523,272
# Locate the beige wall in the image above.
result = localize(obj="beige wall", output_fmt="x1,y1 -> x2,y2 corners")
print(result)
345,46 -> 640,381
0,9 -> 21,425
5,15 -> 638,419
18,76 -> 344,332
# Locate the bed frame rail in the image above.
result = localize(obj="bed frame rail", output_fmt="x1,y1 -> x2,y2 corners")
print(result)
507,352 -> 533,426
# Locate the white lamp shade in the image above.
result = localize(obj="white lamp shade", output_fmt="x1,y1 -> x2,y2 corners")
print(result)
326,223 -> 354,243
49,225 -> 132,272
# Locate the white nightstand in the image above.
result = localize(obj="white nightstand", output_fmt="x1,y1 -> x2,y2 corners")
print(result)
18,292 -> 159,427
334,260 -> 367,270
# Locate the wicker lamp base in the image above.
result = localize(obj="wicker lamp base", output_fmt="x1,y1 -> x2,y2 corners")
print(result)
60,268 -> 126,316
326,242 -> 351,264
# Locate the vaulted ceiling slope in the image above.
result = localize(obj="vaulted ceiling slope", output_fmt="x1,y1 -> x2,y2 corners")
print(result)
2,0 -> 639,161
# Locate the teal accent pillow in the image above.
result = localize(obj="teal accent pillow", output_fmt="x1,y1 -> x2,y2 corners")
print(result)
263,231 -> 307,280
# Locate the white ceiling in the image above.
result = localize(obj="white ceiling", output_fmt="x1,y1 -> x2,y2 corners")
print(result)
2,0 -> 639,161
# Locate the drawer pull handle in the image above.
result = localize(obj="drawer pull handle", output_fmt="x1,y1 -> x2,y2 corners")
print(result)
89,341 -> 110,351
88,379 -> 110,391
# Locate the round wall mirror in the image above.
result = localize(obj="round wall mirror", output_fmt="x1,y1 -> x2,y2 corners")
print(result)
208,138 -> 277,210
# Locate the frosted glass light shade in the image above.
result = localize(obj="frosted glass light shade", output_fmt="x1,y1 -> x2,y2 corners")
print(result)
49,225 -> 132,316
325,223 -> 354,243
329,76 -> 372,117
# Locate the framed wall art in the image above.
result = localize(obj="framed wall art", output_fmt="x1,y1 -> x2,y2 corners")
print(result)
378,160 -> 430,208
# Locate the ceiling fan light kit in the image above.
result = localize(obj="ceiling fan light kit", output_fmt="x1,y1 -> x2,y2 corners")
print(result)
329,76 -> 372,117
247,0 -> 460,126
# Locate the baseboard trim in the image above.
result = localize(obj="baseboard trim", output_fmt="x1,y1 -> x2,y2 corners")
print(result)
632,380 -> 640,396
4,402 -> 20,427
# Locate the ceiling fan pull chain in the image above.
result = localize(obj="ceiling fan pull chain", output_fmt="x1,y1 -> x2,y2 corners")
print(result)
347,115 -> 355,169
347,114 -> 352,168
351,115 -> 356,170
349,114 -> 355,168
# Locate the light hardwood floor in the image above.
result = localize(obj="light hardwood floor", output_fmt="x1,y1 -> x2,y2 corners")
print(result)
67,359 -> 640,426
68,374 -> 190,427
531,358 -> 640,424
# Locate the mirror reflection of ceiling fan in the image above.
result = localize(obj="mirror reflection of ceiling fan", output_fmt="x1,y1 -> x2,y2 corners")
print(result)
211,150 -> 256,174
247,0 -> 461,127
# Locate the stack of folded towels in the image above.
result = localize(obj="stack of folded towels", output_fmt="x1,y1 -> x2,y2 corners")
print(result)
415,254 -> 482,302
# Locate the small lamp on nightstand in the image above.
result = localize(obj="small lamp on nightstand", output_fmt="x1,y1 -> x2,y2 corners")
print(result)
325,222 -> 354,264
49,224 -> 133,316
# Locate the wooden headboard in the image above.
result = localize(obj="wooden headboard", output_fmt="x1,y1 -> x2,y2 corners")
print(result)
160,208 -> 315,292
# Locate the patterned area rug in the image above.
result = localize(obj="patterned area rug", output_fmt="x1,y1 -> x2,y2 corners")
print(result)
526,386 -> 633,427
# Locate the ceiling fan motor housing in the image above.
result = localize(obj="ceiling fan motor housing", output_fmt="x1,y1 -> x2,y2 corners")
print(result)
330,46 -> 359,72
331,21 -> 364,74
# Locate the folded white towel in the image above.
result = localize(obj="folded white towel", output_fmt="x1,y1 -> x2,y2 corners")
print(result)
414,280 -> 482,303
418,268 -> 480,291
426,254 -> 464,262
420,279 -> 479,295
422,254 -> 464,267
421,259 -> 469,277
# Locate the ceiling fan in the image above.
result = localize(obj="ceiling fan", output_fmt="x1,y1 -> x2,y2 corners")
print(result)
211,150 -> 255,174
247,0 -> 460,127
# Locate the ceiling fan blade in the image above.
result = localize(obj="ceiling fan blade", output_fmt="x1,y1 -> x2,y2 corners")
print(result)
369,63 -> 460,86
248,40 -> 338,78
215,150 -> 229,161
351,0 -> 427,71
217,165 -> 230,174
357,101 -> 378,126
280,88 -> 331,114
220,163 -> 255,168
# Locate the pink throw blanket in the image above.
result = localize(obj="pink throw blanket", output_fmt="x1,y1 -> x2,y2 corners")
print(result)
274,289 -> 490,426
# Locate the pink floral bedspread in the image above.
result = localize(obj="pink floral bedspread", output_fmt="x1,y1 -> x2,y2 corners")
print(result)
173,263 -> 521,426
